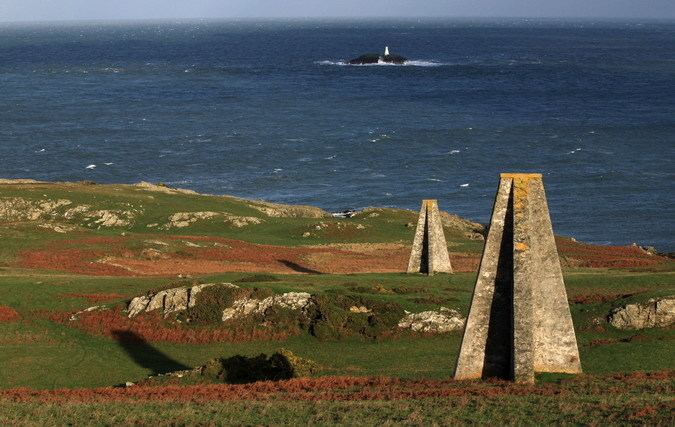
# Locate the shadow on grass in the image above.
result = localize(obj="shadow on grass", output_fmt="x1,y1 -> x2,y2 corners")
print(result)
279,259 -> 323,274
112,330 -> 189,375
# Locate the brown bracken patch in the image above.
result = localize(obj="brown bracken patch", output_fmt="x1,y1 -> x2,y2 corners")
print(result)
0,371 -> 672,403
16,234 -> 668,277
556,237 -> 669,269
48,309 -> 294,344
0,306 -> 20,323
18,236 -> 476,276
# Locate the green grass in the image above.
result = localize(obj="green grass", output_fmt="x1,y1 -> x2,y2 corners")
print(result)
0,270 -> 673,389
1,389 -> 672,425
0,181 -> 673,424
0,182 -> 432,247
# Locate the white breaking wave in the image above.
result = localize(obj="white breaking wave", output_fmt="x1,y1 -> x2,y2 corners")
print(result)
316,59 -> 445,67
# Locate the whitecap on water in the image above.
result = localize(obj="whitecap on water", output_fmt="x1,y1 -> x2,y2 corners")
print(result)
460,183 -> 470,187
85,164 -> 96,170
315,59 -> 445,67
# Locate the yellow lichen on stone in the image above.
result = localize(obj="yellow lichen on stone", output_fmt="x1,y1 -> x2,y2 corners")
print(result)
500,173 -> 542,180
423,199 -> 438,209
515,242 -> 529,251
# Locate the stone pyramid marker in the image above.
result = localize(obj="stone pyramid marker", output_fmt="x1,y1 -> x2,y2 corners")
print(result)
454,173 -> 581,384
407,199 -> 453,275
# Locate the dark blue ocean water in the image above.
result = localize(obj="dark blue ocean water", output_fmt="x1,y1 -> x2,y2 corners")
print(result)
0,19 -> 673,249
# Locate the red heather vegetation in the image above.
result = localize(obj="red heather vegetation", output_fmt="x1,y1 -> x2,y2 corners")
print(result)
556,237 -> 668,269
48,309 -> 294,344
0,306 -> 20,322
18,234 -> 666,278
0,371 -> 672,403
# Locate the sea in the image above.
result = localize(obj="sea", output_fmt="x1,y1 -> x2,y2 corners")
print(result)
0,19 -> 673,250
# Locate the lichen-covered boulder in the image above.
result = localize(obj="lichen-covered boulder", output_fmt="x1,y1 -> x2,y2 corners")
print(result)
398,307 -> 465,333
608,297 -> 675,329
127,296 -> 150,318
127,283 -> 238,318
222,292 -> 313,322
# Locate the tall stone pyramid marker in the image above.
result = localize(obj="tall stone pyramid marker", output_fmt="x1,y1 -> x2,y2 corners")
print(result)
454,173 -> 581,384
407,199 -> 453,275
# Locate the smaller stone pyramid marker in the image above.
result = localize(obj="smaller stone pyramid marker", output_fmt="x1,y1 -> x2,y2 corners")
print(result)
407,199 -> 453,275
454,173 -> 581,384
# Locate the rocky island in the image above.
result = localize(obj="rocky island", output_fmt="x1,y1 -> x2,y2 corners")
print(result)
348,46 -> 407,65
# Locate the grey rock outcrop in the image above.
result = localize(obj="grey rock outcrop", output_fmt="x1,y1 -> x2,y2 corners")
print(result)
132,181 -> 198,195
127,283 -> 238,318
163,211 -> 263,229
398,307 -> 465,333
248,200 -> 327,219
608,297 -> 675,329
0,197 -> 138,228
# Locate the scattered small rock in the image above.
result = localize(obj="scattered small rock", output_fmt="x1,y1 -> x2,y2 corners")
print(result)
70,305 -> 108,321
163,211 -> 262,229
140,248 -> 168,260
331,210 -> 358,219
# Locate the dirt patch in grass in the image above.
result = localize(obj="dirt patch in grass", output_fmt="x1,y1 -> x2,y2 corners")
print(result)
0,306 -> 19,323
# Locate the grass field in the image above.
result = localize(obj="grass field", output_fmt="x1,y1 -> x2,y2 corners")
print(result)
0,180 -> 672,424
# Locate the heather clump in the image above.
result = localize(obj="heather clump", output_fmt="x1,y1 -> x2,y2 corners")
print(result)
307,294 -> 405,341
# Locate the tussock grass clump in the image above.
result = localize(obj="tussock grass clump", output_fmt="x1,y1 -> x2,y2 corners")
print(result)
308,295 -> 405,341
235,274 -> 281,283
196,349 -> 320,384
